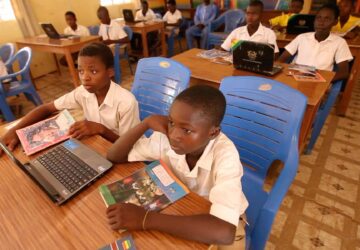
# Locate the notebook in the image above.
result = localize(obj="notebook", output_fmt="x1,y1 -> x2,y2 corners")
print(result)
232,40 -> 283,76
0,138 -> 112,205
40,23 -> 75,39
122,9 -> 142,23
286,14 -> 315,34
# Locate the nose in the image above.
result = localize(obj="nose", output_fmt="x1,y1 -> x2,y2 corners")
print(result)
80,71 -> 91,82
169,127 -> 182,143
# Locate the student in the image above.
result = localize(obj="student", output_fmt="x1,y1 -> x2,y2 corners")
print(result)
64,11 -> 90,36
106,85 -> 248,246
332,0 -> 360,38
278,4 -> 353,82
163,0 -> 182,35
269,0 -> 304,31
135,0 -> 157,21
0,43 -> 140,154
97,6 -> 129,46
186,0 -> 218,49
221,0 -> 279,57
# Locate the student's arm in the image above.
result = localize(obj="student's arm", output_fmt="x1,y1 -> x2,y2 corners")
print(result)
194,6 -> 201,25
277,49 -> 293,63
203,5 -> 217,26
68,120 -> 119,142
0,103 -> 57,154
106,203 -> 236,245
332,61 -> 350,82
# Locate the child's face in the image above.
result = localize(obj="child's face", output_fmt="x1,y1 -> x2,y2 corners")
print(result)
290,0 -> 303,14
65,15 -> 76,28
167,100 -> 219,156
167,4 -> 176,13
97,10 -> 111,25
246,5 -> 262,26
339,0 -> 353,18
314,8 -> 337,33
77,56 -> 113,94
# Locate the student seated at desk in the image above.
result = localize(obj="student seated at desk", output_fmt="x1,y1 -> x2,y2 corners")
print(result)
221,0 -> 279,58
269,0 -> 304,31
163,0 -> 182,35
135,0 -> 157,21
0,43 -> 139,154
278,4 -> 353,82
97,6 -> 130,46
332,0 -> 360,38
107,85 -> 248,246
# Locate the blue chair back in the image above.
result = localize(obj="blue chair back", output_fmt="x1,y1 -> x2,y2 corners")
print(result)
88,25 -> 100,36
0,43 -> 15,65
131,57 -> 190,121
219,76 -> 307,250
123,25 -> 133,40
114,43 -> 121,84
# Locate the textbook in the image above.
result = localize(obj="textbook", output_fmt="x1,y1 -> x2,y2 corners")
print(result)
16,109 -> 75,155
99,160 -> 189,211
98,234 -> 136,250
287,64 -> 326,82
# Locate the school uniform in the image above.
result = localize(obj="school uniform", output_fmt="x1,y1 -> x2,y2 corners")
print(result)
98,20 -> 127,41
64,24 -> 90,36
53,81 -> 140,136
285,32 -> 353,71
221,23 -> 279,53
128,131 -> 248,227
332,15 -> 360,33
135,9 -> 157,21
269,13 -> 295,27
163,9 -> 182,36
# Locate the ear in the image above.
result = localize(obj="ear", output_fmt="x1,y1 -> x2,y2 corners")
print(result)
107,67 -> 115,78
209,126 -> 221,140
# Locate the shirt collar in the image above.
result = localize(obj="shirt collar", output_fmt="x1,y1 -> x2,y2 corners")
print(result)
82,80 -> 117,108
312,32 -> 336,43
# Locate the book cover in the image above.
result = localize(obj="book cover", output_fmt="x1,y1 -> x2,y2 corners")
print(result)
16,109 -> 75,155
99,160 -> 189,212
292,71 -> 326,82
288,64 -> 317,76
98,234 -> 136,250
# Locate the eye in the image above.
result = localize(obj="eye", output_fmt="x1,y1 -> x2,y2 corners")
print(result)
78,69 -> 84,74
183,128 -> 192,134
91,70 -> 98,74
168,119 -> 174,127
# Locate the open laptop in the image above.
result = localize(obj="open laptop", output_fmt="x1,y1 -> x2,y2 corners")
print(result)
40,23 -> 75,39
232,40 -> 283,76
286,14 -> 315,34
0,138 -> 112,205
122,9 -> 142,23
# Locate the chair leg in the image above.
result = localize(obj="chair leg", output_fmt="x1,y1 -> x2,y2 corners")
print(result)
127,58 -> 133,75
178,37 -> 183,52
0,96 -> 15,122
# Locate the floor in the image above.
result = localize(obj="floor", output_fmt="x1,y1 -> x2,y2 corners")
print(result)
2,47 -> 360,250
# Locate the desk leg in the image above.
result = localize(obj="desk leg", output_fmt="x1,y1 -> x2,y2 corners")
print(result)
160,27 -> 166,57
53,54 -> 61,76
65,50 -> 80,87
141,31 -> 149,57
299,104 -> 319,152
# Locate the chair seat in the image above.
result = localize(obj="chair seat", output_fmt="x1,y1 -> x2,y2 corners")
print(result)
4,81 -> 34,96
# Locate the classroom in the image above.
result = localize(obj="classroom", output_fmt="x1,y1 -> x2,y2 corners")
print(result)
0,0 -> 360,249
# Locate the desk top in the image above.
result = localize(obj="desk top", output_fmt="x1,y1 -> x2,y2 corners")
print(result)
126,20 -> 165,28
172,48 -> 335,106
16,36 -> 101,48
0,123 -> 210,249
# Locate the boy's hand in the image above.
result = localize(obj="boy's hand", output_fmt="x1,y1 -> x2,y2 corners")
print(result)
68,120 -> 104,139
106,203 -> 147,230
0,130 -> 19,155
144,115 -> 168,134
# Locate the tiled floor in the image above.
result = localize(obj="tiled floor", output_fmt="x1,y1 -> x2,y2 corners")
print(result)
1,50 -> 360,250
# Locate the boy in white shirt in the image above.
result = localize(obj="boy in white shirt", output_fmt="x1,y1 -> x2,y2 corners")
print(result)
163,0 -> 182,35
135,1 -> 157,21
64,11 -> 90,37
0,43 -> 140,154
106,85 -> 248,246
278,4 -> 353,82
221,0 -> 279,58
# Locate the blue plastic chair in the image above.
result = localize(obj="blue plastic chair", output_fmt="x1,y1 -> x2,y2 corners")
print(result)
114,26 -> 134,84
0,43 -> 15,65
206,9 -> 245,49
87,25 -> 100,36
0,47 -> 42,122
219,76 -> 307,250
131,57 -> 190,135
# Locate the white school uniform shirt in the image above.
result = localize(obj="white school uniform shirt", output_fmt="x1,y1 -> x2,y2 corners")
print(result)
135,9 -> 156,21
98,20 -> 127,40
128,131 -> 249,226
221,23 -> 279,53
64,24 -> 90,36
163,10 -> 182,24
285,32 -> 353,71
53,81 -> 140,136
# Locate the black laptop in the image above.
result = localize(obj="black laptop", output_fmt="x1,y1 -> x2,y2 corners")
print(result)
122,9 -> 142,23
232,40 -> 283,76
40,23 -> 74,39
286,14 -> 315,34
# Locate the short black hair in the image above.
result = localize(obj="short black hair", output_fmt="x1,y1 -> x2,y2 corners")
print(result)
78,42 -> 114,69
292,0 -> 304,4
141,1 -> 149,6
318,3 -> 340,19
167,0 -> 177,6
174,85 -> 226,126
65,11 -> 76,18
97,6 -> 109,15
248,0 -> 264,11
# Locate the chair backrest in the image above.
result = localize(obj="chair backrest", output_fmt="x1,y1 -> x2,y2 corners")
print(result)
88,25 -> 100,36
123,26 -> 133,40
224,9 -> 246,33
131,57 -> 190,121
6,47 -> 32,82
0,43 -> 15,65
219,76 -> 307,250
113,43 -> 121,84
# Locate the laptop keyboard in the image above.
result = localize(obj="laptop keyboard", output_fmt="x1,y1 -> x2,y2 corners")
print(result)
37,146 -> 98,193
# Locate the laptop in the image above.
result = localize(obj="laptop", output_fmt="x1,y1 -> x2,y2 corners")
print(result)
232,40 -> 283,76
286,14 -> 315,34
122,9 -> 142,23
0,138 -> 112,205
40,23 -> 75,39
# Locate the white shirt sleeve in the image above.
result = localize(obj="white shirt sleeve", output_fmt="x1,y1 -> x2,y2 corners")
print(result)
163,11 -> 169,22
285,35 -> 301,55
335,38 -> 354,64
64,26 -> 71,35
79,25 -> 90,36
221,29 -> 237,51
113,23 -> 127,40
128,132 -> 165,161
53,87 -> 82,111
268,30 -> 279,53
117,97 -> 140,136
135,10 -> 143,21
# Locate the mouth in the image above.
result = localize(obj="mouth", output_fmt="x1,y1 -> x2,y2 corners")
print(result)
170,143 -> 183,152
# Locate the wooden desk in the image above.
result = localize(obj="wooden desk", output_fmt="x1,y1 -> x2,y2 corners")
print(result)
172,48 -> 335,151
127,21 -> 167,58
16,36 -> 101,87
0,125 -> 210,249
276,33 -> 360,116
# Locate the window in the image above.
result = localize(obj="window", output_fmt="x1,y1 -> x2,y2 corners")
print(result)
0,0 -> 15,21
100,0 -> 132,6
